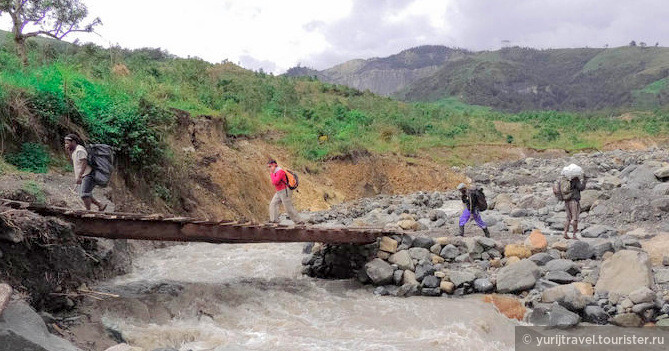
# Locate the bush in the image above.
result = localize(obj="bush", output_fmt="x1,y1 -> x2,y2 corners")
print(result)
6,143 -> 51,173
534,127 -> 560,142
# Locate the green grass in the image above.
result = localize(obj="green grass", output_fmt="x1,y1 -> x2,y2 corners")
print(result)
0,37 -> 667,173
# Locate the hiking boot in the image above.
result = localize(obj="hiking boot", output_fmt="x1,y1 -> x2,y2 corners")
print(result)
482,227 -> 491,238
457,225 -> 465,237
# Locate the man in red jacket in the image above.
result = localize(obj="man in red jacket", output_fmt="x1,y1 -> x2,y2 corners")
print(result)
268,160 -> 302,224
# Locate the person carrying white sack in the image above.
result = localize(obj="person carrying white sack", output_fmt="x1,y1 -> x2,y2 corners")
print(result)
554,164 -> 587,239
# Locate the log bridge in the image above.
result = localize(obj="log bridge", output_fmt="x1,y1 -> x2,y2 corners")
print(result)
0,199 -> 390,244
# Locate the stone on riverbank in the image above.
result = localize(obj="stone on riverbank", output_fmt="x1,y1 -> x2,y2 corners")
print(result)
364,259 -> 394,285
496,259 -> 540,293
504,244 -> 532,259
527,303 -> 580,327
595,250 -> 653,296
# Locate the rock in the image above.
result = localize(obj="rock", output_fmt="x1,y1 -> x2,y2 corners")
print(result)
449,271 -> 477,287
421,287 -> 442,296
545,271 -> 577,284
440,281 -> 455,294
654,269 -> 669,284
510,209 -> 528,217
364,259 -> 394,285
525,229 -> 548,253
504,244 -> 532,259
408,247 -> 431,262
493,194 -> 514,212
393,270 -> 404,285
496,259 -> 540,293
527,303 -> 580,327
664,255 -> 669,266
505,256 -> 521,266
631,302 -> 655,314
591,240 -> 614,258
463,237 -> 484,254
601,176 -> 622,190
429,209 -> 446,221
566,241 -> 593,260
0,283 -> 11,315
595,250 -> 653,296
474,278 -> 494,293
551,240 -> 570,251
440,244 -> 459,260
528,252 -> 554,266
388,250 -> 415,271
412,236 -> 435,249
657,319 -> 669,327
454,253 -> 471,263
429,244 -> 442,255
581,225 -> 617,238
398,219 -> 419,231
541,284 -> 589,311
490,258 -> 503,268
651,198 -> 669,212
397,283 -> 420,297
655,166 -> 669,180
482,294 -> 526,320
421,275 -> 441,289
105,344 -> 143,351
415,263 -> 436,281
431,254 -> 445,264
518,195 -> 546,210
379,237 -> 398,253
583,305 -> 609,324
545,259 -> 580,275
0,301 -> 80,351
627,166 -> 658,190
611,313 -> 643,327
571,282 -> 594,296
629,287 -> 656,304
152,348 -> 179,351
402,270 -> 419,285
579,190 -> 602,212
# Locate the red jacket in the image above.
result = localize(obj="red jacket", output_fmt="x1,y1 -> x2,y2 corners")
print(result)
270,168 -> 287,191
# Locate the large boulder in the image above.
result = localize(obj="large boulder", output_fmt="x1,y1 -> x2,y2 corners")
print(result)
527,303 -> 580,327
440,244 -> 459,260
496,259 -> 540,293
388,250 -> 414,271
408,247 -> 431,262
541,284 -> 590,311
565,241 -> 593,260
449,271 -> 477,287
364,259 -> 394,285
595,250 -> 653,295
545,259 -> 580,275
525,229 -> 548,253
504,244 -> 532,259
654,166 -> 669,180
0,301 -> 80,351
412,236 -> 435,249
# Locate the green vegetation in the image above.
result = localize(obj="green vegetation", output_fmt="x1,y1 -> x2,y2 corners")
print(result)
5,142 -> 51,173
0,33 -> 667,184
21,180 -> 46,205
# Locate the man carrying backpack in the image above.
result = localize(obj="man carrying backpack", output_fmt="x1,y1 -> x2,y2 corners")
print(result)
457,183 -> 490,238
268,159 -> 302,224
558,173 -> 587,240
64,134 -> 107,211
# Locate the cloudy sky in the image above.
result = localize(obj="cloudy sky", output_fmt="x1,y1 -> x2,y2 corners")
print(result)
3,0 -> 669,73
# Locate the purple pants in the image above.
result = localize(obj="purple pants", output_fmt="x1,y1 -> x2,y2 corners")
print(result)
459,209 -> 487,228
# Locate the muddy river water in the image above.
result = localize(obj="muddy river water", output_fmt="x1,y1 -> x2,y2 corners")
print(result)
99,243 -> 517,351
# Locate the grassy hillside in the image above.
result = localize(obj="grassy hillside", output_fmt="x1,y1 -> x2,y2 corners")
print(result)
0,33 -> 667,211
288,45 -> 669,111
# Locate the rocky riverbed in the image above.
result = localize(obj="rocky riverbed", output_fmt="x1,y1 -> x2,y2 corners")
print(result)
302,148 -> 669,328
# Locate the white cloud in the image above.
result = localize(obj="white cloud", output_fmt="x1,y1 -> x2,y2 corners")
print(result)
2,0 -> 668,73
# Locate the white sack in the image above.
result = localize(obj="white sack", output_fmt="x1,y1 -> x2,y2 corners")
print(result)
561,164 -> 583,178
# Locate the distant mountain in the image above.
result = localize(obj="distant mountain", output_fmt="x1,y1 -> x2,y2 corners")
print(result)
286,46 -> 469,96
287,45 -> 669,111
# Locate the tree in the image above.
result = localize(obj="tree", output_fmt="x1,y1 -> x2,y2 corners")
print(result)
0,0 -> 101,66
629,40 -> 637,47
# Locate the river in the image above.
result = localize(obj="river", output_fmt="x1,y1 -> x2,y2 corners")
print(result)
99,243 -> 517,351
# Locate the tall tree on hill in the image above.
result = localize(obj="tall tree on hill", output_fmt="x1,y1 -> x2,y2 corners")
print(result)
0,0 -> 101,66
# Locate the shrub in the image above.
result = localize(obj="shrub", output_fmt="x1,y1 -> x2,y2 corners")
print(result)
6,143 -> 51,173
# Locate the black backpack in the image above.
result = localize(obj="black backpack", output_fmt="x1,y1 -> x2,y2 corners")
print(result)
469,188 -> 488,212
86,144 -> 114,187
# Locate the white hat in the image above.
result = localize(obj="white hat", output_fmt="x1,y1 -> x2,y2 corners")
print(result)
457,183 -> 466,190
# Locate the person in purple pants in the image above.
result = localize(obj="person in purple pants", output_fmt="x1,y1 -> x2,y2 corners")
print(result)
457,183 -> 491,238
